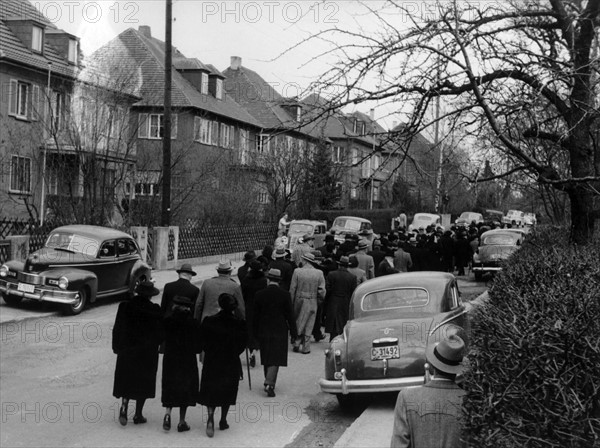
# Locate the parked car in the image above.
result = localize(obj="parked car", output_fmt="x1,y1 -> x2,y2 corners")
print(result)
287,220 -> 328,252
319,271 -> 470,407
472,229 -> 522,280
484,209 -> 504,227
523,212 -> 537,226
329,216 -> 375,244
0,225 -> 152,315
455,212 -> 484,227
408,213 -> 441,232
502,210 -> 525,227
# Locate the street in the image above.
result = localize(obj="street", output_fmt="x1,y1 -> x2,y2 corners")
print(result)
0,272 -> 486,448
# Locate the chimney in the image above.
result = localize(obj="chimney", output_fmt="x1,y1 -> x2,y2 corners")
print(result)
230,56 -> 242,70
139,26 -> 152,38
370,108 -> 375,120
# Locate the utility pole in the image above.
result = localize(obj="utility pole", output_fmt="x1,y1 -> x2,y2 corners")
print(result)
161,0 -> 172,226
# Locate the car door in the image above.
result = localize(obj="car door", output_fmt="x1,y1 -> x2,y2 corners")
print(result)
95,239 -> 119,293
115,238 -> 139,289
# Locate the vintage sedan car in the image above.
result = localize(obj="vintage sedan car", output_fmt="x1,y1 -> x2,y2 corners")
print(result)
502,209 -> 525,227
472,229 -> 522,280
0,225 -> 152,315
319,272 -> 470,407
455,211 -> 484,227
287,220 -> 328,252
408,213 -> 441,232
329,216 -> 376,244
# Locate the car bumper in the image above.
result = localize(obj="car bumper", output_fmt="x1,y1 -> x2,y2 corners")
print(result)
0,280 -> 80,305
319,370 -> 423,394
472,266 -> 502,272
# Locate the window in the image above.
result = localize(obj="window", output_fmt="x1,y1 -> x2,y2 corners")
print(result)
240,129 -> 249,164
331,146 -> 343,164
194,117 -> 212,144
257,134 -> 271,153
373,154 -> 381,171
133,171 -> 160,197
350,187 -> 357,199
361,122 -> 366,135
220,123 -> 233,148
99,241 -> 116,258
296,106 -> 302,121
258,192 -> 269,204
352,148 -> 358,165
216,79 -> 223,100
373,185 -> 380,201
149,114 -> 163,139
8,80 -> 30,119
68,39 -> 78,63
50,91 -> 62,131
138,113 -> 178,139
10,155 -> 32,194
362,157 -> 372,178
201,73 -> 209,94
32,26 -> 43,52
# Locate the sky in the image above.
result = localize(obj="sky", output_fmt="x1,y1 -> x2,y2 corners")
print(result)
31,0 -> 405,126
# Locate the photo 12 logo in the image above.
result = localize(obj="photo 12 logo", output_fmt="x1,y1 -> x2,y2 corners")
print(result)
200,1 -> 339,24
32,1 -> 140,24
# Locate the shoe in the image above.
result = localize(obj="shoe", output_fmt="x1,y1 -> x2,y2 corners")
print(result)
119,405 -> 127,426
314,333 -> 325,342
292,346 -> 299,353
177,422 -> 190,432
133,415 -> 147,424
219,420 -> 229,430
249,354 -> 256,368
267,386 -> 276,397
163,414 -> 171,431
206,416 -> 214,438
301,350 -> 311,354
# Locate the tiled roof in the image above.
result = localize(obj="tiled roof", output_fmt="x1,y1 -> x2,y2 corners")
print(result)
89,28 -> 262,127
0,0 -> 78,78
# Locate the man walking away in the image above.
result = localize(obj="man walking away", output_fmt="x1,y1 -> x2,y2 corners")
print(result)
324,256 -> 357,341
194,260 -> 245,323
161,263 -> 200,318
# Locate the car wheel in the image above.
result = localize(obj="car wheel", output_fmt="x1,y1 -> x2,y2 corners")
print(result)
336,394 -> 355,409
3,294 -> 23,306
63,287 -> 88,316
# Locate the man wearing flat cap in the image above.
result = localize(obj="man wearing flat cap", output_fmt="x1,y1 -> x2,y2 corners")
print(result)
391,333 -> 467,448
161,263 -> 200,318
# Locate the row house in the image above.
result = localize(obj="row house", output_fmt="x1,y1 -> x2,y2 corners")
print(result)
1,0 -> 140,223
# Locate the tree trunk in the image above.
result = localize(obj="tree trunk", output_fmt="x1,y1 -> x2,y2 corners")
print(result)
569,187 -> 596,245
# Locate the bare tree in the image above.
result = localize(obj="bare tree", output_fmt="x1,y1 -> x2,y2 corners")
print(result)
303,0 -> 599,244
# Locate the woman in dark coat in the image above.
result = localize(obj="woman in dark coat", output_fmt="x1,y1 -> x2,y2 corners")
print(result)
161,296 -> 201,433
112,281 -> 164,426
241,260 -> 268,367
324,256 -> 357,341
198,293 -> 247,437
253,268 -> 298,397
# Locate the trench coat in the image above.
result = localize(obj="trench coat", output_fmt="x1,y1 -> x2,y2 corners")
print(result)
289,264 -> 326,336
112,296 -> 163,400
161,309 -> 201,408
194,274 -> 245,323
253,284 -> 297,366
324,268 -> 357,336
197,311 -> 247,407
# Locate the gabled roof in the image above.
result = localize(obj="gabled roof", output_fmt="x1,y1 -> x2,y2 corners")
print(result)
0,0 -> 78,78
89,27 -> 262,127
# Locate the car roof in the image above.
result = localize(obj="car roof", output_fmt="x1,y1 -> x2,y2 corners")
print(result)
51,225 -> 133,241
481,229 -> 521,238
353,271 -> 455,295
289,220 -> 325,226
413,213 -> 440,219
332,216 -> 371,223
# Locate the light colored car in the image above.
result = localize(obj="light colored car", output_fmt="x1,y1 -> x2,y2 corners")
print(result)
523,213 -> 537,226
287,220 -> 328,252
472,229 -> 522,280
408,213 -> 441,232
329,216 -> 375,244
455,212 -> 484,227
0,225 -> 151,315
319,271 -> 470,408
484,209 -> 504,226
502,210 -> 525,227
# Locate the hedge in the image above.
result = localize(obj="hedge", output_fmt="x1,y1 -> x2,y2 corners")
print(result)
461,227 -> 600,447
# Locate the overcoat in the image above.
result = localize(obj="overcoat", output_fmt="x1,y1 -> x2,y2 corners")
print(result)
289,264 -> 326,335
161,309 -> 201,408
194,274 -> 245,323
253,284 -> 298,366
112,296 -> 163,400
324,268 -> 357,336
197,311 -> 247,407
241,269 -> 268,350
268,258 -> 295,291
160,278 -> 200,317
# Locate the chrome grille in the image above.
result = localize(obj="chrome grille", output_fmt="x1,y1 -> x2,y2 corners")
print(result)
18,272 -> 44,285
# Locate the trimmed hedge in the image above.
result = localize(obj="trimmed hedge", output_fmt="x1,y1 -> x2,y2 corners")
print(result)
462,227 -> 600,447
310,209 -> 395,234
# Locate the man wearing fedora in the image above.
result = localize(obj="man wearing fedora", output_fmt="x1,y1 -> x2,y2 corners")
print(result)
253,268 -> 298,397
355,239 -> 375,279
194,260 -> 245,323
289,252 -> 326,354
269,245 -> 295,292
161,263 -> 200,318
390,333 -> 467,448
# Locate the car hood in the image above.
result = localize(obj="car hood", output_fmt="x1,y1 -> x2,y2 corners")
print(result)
342,314 -> 436,380
25,248 -> 97,271
477,245 -> 517,261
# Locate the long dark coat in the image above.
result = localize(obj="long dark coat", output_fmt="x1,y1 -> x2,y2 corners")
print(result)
112,296 -> 163,400
324,268 -> 357,336
161,309 -> 201,408
197,311 -> 247,407
253,284 -> 297,367
268,258 -> 295,291
160,278 -> 200,317
241,269 -> 267,350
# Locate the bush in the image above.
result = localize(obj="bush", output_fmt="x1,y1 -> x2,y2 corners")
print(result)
462,227 -> 600,447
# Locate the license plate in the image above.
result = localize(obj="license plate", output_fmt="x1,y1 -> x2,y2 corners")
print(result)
17,283 -> 35,293
371,345 -> 399,360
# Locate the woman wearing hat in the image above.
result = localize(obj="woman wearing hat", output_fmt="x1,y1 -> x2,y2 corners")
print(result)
112,281 -> 164,426
197,293 -> 247,437
161,296 -> 201,433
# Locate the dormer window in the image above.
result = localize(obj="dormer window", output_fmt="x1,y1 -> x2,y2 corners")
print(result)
201,73 -> 209,94
296,106 -> 302,121
32,26 -> 43,53
216,78 -> 223,100
68,39 -> 78,63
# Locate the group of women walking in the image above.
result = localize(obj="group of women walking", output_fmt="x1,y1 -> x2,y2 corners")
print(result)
111,280 -> 247,437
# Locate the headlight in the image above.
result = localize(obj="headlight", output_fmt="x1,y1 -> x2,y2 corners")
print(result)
58,277 -> 69,290
0,265 -> 8,277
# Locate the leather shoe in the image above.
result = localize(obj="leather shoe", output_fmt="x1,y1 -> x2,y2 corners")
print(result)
292,346 -> 299,353
119,405 -> 127,426
133,415 -> 147,424
206,417 -> 214,438
177,422 -> 190,432
249,353 -> 256,368
163,414 -> 171,431
219,420 -> 229,430
267,386 -> 276,397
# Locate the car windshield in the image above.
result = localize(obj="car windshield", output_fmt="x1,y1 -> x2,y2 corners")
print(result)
482,233 -> 519,245
361,288 -> 431,313
289,223 -> 313,233
332,218 -> 362,231
45,232 -> 100,257
414,215 -> 435,224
